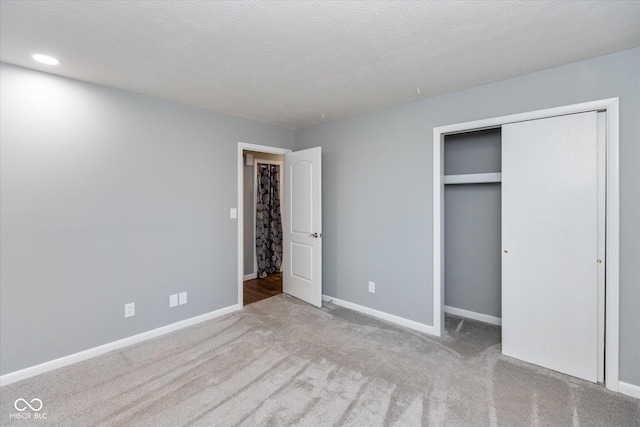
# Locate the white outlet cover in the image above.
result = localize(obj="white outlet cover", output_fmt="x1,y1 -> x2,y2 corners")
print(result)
169,294 -> 178,308
179,292 -> 187,305
124,302 -> 135,318
368,281 -> 375,293
230,208 -> 237,219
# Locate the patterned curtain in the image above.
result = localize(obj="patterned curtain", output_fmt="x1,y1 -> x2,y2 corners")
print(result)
256,163 -> 283,278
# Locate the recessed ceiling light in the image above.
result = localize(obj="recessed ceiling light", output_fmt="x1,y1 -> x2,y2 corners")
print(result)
32,54 -> 59,65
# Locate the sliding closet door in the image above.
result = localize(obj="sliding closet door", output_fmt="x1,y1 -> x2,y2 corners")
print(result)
502,112 -> 599,382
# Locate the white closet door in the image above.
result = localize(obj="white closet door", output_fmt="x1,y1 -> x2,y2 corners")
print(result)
502,112 -> 599,382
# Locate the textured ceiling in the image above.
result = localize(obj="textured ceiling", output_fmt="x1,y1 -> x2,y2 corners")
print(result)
1,1 -> 639,129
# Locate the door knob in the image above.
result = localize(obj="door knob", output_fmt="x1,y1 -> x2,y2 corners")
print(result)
309,232 -> 319,238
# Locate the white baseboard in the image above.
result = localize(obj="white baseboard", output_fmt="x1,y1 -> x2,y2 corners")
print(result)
0,303 -> 241,387
322,295 -> 434,335
243,273 -> 257,281
619,381 -> 640,399
444,305 -> 502,326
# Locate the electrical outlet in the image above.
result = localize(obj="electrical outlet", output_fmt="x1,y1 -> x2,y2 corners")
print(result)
179,291 -> 187,305
368,281 -> 375,294
169,294 -> 178,308
124,302 -> 135,318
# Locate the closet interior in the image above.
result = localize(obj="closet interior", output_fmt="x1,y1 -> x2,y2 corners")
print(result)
443,128 -> 502,325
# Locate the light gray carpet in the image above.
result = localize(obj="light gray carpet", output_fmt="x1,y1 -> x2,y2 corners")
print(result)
1,294 -> 638,426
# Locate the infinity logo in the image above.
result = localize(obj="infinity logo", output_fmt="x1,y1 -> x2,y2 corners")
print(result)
14,398 -> 43,412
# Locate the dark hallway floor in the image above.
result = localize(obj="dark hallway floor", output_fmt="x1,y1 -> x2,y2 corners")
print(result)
243,272 -> 282,305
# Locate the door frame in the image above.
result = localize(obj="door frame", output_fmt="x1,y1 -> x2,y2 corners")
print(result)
432,98 -> 620,391
238,143 -> 291,307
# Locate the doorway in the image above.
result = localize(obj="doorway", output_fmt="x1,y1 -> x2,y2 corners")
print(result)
242,151 -> 284,305
237,143 -> 323,309
237,143 -> 291,307
432,98 -> 621,391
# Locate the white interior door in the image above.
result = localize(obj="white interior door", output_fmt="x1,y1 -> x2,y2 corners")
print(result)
502,112 -> 600,382
282,147 -> 322,307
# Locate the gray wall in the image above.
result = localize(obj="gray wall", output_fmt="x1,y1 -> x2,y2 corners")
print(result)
444,128 -> 502,318
242,152 -> 283,276
0,63 -> 294,375
294,48 -> 640,385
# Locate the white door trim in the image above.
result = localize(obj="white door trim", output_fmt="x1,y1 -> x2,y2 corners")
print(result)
432,98 -> 620,392
238,143 -> 291,307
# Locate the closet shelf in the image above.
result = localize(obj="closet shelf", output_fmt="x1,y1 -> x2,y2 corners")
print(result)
443,172 -> 502,185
